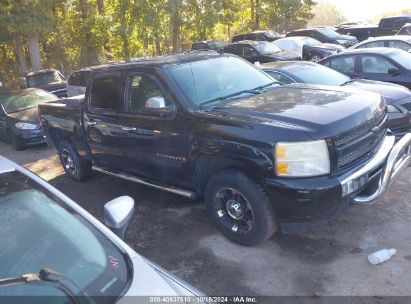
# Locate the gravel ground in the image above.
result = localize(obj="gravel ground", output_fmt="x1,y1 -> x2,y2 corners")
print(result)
2,141 -> 411,297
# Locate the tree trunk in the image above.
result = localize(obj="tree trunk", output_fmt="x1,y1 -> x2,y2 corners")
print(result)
27,32 -> 43,71
255,0 -> 260,29
250,0 -> 255,29
12,33 -> 27,75
170,0 -> 182,53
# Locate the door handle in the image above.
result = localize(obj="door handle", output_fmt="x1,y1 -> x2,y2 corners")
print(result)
121,126 -> 137,131
85,121 -> 96,126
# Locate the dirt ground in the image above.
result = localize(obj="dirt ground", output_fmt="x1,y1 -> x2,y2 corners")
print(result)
2,142 -> 411,297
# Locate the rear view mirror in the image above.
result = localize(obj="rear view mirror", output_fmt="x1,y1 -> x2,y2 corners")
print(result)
104,196 -> 135,240
388,67 -> 401,77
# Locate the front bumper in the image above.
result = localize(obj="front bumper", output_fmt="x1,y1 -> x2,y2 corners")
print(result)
14,128 -> 46,147
263,133 -> 411,232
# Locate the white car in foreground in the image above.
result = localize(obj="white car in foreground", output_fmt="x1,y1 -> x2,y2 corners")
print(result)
0,156 -> 203,302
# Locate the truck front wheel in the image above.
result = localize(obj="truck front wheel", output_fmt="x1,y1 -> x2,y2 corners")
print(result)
58,141 -> 91,181
205,170 -> 278,246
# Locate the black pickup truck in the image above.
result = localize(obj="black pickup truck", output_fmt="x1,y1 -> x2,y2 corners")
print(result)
39,52 -> 411,246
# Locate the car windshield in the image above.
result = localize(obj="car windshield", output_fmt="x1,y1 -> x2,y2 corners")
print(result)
0,171 -> 130,301
303,37 -> 321,46
0,90 -> 57,113
167,56 -> 275,106
27,71 -> 63,86
254,42 -> 282,54
387,49 -> 411,69
288,64 -> 350,85
317,28 -> 341,39
265,30 -> 279,38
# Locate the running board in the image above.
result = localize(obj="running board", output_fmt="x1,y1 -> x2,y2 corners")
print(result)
92,166 -> 198,199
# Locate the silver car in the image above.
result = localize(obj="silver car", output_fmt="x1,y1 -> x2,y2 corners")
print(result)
0,155 -> 203,301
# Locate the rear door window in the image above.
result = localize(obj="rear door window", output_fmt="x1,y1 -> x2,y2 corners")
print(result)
90,75 -> 123,112
328,56 -> 356,75
361,41 -> 385,48
360,55 -> 396,74
388,40 -> 411,51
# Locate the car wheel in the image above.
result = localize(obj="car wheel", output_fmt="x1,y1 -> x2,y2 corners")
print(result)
205,170 -> 278,246
11,134 -> 24,151
310,54 -> 323,62
58,141 -> 91,181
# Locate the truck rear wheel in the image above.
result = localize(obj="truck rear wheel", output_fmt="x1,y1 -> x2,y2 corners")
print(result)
205,170 -> 278,246
58,141 -> 91,181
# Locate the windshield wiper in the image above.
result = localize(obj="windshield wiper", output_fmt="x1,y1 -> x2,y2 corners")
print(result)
341,79 -> 357,86
201,89 -> 261,107
0,268 -> 91,304
252,81 -> 277,91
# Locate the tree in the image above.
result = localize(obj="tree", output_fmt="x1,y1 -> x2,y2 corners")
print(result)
308,2 -> 345,27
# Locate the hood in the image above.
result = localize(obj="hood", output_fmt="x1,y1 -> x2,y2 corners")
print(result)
208,84 -> 384,139
262,51 -> 301,61
120,255 -> 198,297
346,79 -> 411,104
7,107 -> 39,123
315,43 -> 344,51
31,81 -> 66,92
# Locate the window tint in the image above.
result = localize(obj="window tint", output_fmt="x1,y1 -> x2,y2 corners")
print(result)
225,45 -> 242,55
243,46 -> 257,57
361,55 -> 395,73
90,76 -> 122,111
126,75 -> 165,114
329,56 -> 355,75
381,18 -> 395,28
68,72 -> 81,86
388,40 -> 411,51
361,41 -> 385,48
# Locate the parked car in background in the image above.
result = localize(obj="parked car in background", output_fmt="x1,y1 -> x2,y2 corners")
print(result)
231,30 -> 282,42
272,36 -> 343,62
0,156 -> 202,299
286,28 -> 358,47
67,68 -> 92,97
25,69 -> 67,97
397,23 -> 411,35
377,15 -> 411,36
191,40 -> 226,52
39,52 -> 411,245
336,25 -> 378,42
224,41 -> 301,63
261,61 -> 411,137
0,88 -> 57,150
319,48 -> 411,89
351,35 -> 411,52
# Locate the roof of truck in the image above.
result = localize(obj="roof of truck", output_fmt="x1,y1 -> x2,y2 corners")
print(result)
89,51 -> 222,73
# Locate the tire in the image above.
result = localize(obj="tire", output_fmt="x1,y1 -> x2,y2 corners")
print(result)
11,134 -> 24,151
310,54 -> 323,62
58,141 -> 92,181
205,170 -> 278,246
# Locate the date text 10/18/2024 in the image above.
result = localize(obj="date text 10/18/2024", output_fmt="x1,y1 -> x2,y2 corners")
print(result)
149,296 -> 258,303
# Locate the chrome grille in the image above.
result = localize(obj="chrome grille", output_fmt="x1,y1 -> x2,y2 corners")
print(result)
333,109 -> 387,169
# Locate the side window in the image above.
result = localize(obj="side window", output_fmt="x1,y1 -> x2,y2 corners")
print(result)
361,41 -> 385,48
68,72 -> 80,86
126,75 -> 165,114
266,71 -> 294,84
243,46 -> 257,57
225,45 -> 241,55
90,76 -> 122,111
388,40 -> 411,51
361,55 -> 395,74
329,56 -> 355,74
381,18 -> 395,29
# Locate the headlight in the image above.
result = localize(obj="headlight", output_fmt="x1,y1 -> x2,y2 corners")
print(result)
15,122 -> 37,129
275,140 -> 330,177
387,105 -> 401,113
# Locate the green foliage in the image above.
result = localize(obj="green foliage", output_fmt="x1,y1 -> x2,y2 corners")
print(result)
0,0 -> 317,88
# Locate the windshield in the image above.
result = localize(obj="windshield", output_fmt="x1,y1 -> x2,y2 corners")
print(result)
317,28 -> 341,39
254,42 -> 282,54
167,56 -> 274,106
289,64 -> 350,85
303,37 -> 321,46
387,49 -> 411,70
265,30 -> 279,38
0,90 -> 57,113
27,71 -> 63,86
0,171 -> 130,301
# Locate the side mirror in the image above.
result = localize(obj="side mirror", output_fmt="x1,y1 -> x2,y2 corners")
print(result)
388,67 -> 401,77
145,96 -> 175,117
103,196 -> 135,240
